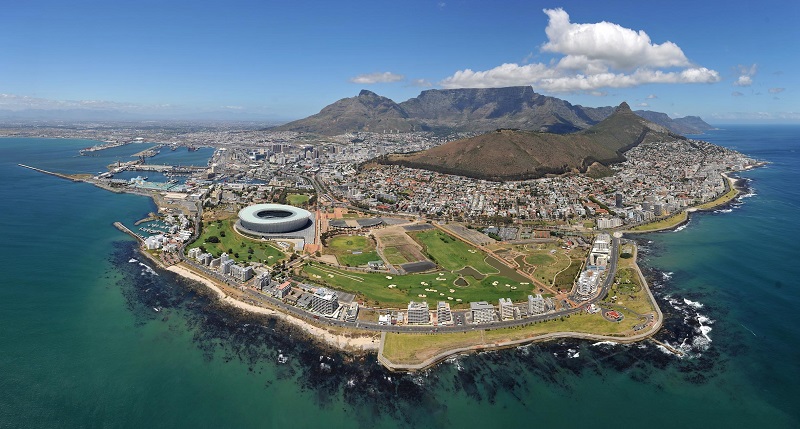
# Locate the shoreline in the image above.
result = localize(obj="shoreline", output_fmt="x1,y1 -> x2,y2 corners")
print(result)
164,262 -> 381,353
624,170 -> 749,234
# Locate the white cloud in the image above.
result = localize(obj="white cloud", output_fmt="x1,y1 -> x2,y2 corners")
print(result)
733,64 -> 757,87
769,87 -> 785,94
541,8 -> 689,70
349,72 -> 405,84
638,102 -> 649,107
731,91 -> 744,97
440,8 -> 720,92
646,94 -> 658,99
409,78 -> 434,88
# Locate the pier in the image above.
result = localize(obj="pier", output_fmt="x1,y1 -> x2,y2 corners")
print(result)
113,222 -> 144,243
18,164 -> 81,182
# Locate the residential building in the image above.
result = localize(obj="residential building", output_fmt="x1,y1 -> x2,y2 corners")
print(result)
220,258 -> 234,275
498,298 -> 515,320
255,271 -> 272,290
230,264 -> 254,282
187,247 -> 201,259
528,294 -> 546,315
312,287 -> 338,316
407,301 -> 430,324
436,301 -> 452,325
470,301 -> 495,324
274,281 -> 292,299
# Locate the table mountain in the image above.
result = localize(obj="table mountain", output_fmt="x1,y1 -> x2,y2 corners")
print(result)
274,86 -> 711,136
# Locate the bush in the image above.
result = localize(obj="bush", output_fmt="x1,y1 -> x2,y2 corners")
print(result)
207,236 -> 220,243
620,252 -> 633,259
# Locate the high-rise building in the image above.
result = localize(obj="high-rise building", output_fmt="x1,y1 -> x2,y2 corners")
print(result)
407,301 -> 430,324
470,301 -> 495,324
615,193 -> 623,208
498,298 -> 515,320
311,287 -> 338,316
436,301 -> 452,325
256,271 -> 272,290
230,264 -> 254,282
528,294 -> 546,315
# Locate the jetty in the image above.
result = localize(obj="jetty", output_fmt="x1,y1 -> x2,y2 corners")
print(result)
18,164 -> 81,182
113,222 -> 144,243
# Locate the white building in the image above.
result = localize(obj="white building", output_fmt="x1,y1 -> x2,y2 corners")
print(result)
255,271 -> 272,290
407,301 -> 430,324
470,301 -> 495,324
498,298 -> 515,320
311,287 -> 338,316
220,259 -> 235,275
436,301 -> 452,325
528,294 -> 546,315
230,264 -> 254,282
187,247 -> 201,259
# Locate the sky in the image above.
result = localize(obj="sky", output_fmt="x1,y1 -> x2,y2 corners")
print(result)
1,0 -> 798,124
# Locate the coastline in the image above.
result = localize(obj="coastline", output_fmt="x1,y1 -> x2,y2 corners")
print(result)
625,170 -> 749,234
165,263 -> 381,352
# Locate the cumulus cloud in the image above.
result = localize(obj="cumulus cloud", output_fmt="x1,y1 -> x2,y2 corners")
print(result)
349,72 -> 405,84
440,8 -> 720,92
733,64 -> 757,87
541,8 -> 689,70
769,87 -> 785,94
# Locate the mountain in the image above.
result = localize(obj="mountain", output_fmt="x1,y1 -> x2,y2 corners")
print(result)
274,87 -> 712,135
273,90 -> 422,135
633,110 -> 715,135
376,102 -> 680,181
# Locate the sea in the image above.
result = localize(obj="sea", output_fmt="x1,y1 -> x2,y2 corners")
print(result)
0,126 -> 798,428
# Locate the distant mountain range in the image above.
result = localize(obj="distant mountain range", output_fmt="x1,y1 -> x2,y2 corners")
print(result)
375,102 -> 682,181
274,86 -> 714,135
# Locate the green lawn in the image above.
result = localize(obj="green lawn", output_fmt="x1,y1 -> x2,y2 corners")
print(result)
338,251 -> 381,267
325,235 -> 382,267
382,247 -> 410,265
188,218 -> 286,265
382,312 -> 639,364
303,263 -> 535,307
410,229 -> 497,274
286,193 -> 311,206
525,253 -> 556,266
327,235 -> 371,252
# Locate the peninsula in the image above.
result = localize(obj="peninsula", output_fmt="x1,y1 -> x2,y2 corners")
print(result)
9,96 -> 760,371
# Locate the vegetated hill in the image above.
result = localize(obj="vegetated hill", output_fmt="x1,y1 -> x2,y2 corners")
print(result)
378,102 -> 682,181
274,86 -> 713,136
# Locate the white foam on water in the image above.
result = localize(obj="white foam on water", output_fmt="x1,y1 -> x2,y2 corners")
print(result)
674,225 -> 687,232
138,262 -> 158,276
591,341 -> 618,347
128,258 -> 138,263
683,298 -> 704,309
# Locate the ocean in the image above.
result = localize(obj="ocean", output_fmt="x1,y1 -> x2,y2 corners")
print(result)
0,126 -> 798,428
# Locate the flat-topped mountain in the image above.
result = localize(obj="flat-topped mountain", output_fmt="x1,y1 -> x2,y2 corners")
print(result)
377,102 -> 680,181
274,86 -> 711,136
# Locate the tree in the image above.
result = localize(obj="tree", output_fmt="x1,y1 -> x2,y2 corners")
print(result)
207,236 -> 220,243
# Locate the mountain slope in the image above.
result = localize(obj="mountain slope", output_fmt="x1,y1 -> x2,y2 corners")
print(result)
378,102 -> 678,181
275,86 -> 713,136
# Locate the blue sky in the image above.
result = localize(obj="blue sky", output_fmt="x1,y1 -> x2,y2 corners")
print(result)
1,0 -> 797,123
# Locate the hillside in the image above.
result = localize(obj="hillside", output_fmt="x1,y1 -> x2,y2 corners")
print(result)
274,87 -> 712,136
378,102 -> 679,181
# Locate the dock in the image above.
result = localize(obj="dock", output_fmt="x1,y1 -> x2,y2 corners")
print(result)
18,164 -> 81,182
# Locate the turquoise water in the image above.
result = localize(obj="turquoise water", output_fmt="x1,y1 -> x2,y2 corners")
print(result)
0,128 -> 798,428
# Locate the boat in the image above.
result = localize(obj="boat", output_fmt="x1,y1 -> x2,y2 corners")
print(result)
153,307 -> 161,312
277,353 -> 288,364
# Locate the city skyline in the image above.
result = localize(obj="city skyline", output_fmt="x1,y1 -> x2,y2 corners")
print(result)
2,0 -> 798,123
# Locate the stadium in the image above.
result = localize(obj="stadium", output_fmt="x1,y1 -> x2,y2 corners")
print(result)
236,203 -> 313,235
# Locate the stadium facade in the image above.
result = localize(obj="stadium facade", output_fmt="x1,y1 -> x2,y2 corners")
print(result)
236,204 -> 313,234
